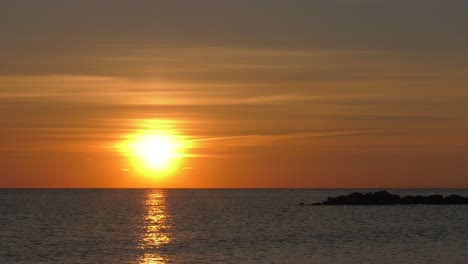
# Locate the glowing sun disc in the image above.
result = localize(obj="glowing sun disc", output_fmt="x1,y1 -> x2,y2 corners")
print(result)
117,130 -> 188,175
131,134 -> 179,170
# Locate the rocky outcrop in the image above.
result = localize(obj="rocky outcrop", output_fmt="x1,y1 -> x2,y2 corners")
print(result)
303,191 -> 468,205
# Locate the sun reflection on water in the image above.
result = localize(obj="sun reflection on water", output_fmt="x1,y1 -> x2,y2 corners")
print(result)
136,190 -> 171,264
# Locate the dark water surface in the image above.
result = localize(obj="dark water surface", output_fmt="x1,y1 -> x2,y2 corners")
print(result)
1,189 -> 468,263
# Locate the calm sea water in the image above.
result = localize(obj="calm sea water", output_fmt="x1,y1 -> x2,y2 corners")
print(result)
1,189 -> 468,264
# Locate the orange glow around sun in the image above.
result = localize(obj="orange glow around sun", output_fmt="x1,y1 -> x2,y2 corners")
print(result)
115,122 -> 191,176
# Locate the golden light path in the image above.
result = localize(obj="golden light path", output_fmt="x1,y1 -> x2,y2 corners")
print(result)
115,120 -> 193,177
136,190 -> 171,264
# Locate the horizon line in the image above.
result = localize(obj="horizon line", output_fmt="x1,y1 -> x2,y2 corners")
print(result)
2,187 -> 468,190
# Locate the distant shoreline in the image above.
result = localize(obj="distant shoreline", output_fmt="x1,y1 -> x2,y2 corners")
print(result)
303,190 -> 468,205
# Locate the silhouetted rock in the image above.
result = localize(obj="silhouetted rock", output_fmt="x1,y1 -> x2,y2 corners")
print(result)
311,191 -> 468,205
427,194 -> 444,204
445,194 -> 468,204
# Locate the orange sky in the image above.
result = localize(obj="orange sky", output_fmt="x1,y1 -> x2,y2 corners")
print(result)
1,1 -> 468,188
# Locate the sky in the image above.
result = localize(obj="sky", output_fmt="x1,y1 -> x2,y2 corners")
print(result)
1,0 -> 467,188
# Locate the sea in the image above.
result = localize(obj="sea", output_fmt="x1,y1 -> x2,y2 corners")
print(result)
1,189 -> 468,264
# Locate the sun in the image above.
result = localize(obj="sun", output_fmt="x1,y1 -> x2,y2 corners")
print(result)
117,129 -> 189,175
131,134 -> 179,171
